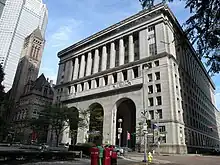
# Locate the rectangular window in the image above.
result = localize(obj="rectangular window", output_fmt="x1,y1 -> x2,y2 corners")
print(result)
156,84 -> 161,92
147,62 -> 152,68
104,76 -> 108,86
159,126 -> 166,143
154,60 -> 159,66
148,26 -> 155,32
149,43 -> 157,56
88,80 -> 91,89
155,72 -> 160,80
148,98 -> 154,106
156,96 -> 162,105
113,73 -> 117,83
148,74 -> 153,82
122,70 -> 127,80
148,85 -> 153,94
96,78 -> 99,87
149,110 -> 154,120
157,109 -> 163,119
133,66 -> 139,78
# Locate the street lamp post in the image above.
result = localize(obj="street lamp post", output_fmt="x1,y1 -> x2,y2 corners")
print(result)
118,118 -> 123,148
142,123 -> 148,163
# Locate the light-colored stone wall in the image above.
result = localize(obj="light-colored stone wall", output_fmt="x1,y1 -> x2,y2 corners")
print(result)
54,4 -> 219,153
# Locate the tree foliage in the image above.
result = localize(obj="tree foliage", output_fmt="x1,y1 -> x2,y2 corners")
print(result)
30,105 -> 79,146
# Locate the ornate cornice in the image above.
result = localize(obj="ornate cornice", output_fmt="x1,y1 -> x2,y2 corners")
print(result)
57,3 -> 166,58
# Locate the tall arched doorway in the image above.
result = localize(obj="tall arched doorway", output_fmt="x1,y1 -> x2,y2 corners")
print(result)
69,107 -> 79,145
89,103 -> 104,145
116,98 -> 136,150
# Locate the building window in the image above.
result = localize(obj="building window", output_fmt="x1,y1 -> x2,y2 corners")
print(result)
154,60 -> 159,67
157,109 -> 163,119
156,84 -> 161,92
149,43 -> 157,56
88,80 -> 91,89
133,66 -> 139,78
122,70 -> 127,80
96,78 -> 99,87
148,26 -> 155,32
148,98 -> 154,106
148,74 -> 153,82
149,110 -> 154,120
156,96 -> 162,105
147,63 -> 152,68
155,72 -> 160,80
104,76 -> 108,85
113,73 -> 117,83
159,126 -> 166,143
148,85 -> 153,94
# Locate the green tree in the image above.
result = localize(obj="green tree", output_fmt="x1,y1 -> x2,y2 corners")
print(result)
30,105 -> 79,146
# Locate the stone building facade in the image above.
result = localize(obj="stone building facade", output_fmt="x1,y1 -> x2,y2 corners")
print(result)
10,28 -> 54,143
55,4 -> 220,153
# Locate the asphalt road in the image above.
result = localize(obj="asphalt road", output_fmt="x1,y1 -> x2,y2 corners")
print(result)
2,158 -> 139,165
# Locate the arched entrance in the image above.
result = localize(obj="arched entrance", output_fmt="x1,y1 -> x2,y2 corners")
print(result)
116,98 -> 136,150
69,107 -> 79,145
89,103 -> 104,145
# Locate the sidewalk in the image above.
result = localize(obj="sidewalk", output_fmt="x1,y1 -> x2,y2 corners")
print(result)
122,152 -> 172,164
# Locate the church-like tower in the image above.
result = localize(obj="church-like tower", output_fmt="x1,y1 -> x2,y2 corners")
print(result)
11,28 -> 45,102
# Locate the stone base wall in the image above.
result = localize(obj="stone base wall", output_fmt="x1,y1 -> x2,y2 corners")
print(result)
136,144 -> 187,154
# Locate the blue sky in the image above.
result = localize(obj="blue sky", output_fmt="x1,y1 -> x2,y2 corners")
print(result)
39,0 -> 220,109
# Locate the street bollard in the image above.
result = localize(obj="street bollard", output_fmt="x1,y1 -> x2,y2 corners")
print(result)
97,146 -> 104,165
147,152 -> 153,163
90,147 -> 99,165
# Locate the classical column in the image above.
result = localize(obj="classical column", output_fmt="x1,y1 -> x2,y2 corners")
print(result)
86,52 -> 92,76
129,35 -> 134,62
67,60 -> 74,81
110,42 -> 116,68
73,57 -> 79,80
119,38 -> 125,65
101,46 -> 107,71
93,49 -> 99,73
79,54 -> 86,78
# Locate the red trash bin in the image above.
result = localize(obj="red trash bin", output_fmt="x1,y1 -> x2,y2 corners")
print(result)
104,147 -> 111,165
91,147 -> 99,165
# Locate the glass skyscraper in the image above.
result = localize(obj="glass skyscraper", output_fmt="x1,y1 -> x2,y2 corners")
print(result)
0,0 -> 48,92
0,0 -> 6,18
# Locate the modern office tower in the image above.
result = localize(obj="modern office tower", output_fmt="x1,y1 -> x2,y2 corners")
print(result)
0,0 -> 48,92
0,0 -> 6,18
54,4 -> 220,153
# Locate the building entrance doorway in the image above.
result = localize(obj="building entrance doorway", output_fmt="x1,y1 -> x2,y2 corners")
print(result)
116,99 -> 136,150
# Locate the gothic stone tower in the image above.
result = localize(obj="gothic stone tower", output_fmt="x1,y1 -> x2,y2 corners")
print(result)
11,28 -> 45,102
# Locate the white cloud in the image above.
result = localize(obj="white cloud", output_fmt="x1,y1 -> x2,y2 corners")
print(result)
47,18 -> 82,48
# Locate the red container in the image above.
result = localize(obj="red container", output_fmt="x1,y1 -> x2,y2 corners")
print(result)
104,147 -> 111,165
91,147 -> 99,165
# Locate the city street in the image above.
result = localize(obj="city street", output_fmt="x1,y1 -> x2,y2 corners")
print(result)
4,158 -> 139,165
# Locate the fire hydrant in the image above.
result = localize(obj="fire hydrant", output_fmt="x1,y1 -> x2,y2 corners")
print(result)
147,152 -> 153,163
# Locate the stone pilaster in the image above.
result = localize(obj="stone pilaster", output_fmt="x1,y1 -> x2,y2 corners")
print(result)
110,42 -> 116,68
119,39 -> 124,66
79,54 -> 86,78
73,57 -> 79,80
86,52 -> 92,76
93,49 -> 99,73
101,46 -> 107,71
129,35 -> 134,62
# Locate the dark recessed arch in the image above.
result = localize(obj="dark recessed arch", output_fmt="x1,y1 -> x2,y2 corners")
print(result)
88,103 -> 104,145
116,98 -> 136,150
